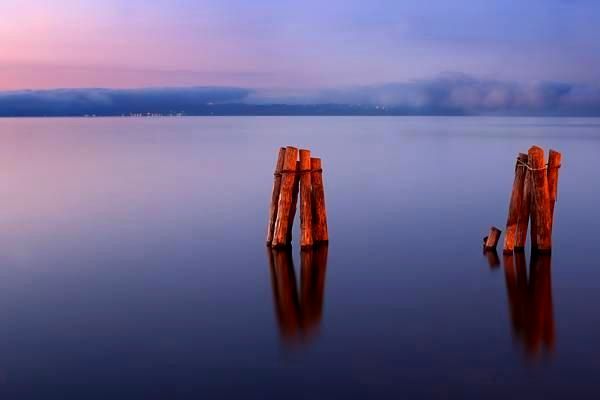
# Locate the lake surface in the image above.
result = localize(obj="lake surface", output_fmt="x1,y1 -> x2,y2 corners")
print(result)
1,116 -> 600,399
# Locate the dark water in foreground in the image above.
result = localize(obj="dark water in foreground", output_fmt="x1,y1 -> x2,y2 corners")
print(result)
1,117 -> 600,399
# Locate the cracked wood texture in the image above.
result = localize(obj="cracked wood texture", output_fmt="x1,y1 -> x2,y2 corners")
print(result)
310,158 -> 329,243
528,146 -> 552,253
299,149 -> 314,248
547,149 -> 562,232
515,161 -> 531,251
286,160 -> 301,243
272,146 -> 299,247
266,147 -> 286,246
504,153 -> 529,254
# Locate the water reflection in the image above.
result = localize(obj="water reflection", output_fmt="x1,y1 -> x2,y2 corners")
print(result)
268,245 -> 328,346
502,252 -> 555,359
484,248 -> 501,269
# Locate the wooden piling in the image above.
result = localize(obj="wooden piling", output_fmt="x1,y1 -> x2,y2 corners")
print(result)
310,158 -> 329,243
514,161 -> 531,252
503,153 -> 529,254
272,146 -> 299,247
547,149 -> 562,232
299,150 -> 314,248
484,226 -> 502,250
266,147 -> 287,246
286,160 -> 301,243
528,146 -> 552,253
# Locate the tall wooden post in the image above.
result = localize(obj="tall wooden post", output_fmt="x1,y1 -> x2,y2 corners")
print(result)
299,150 -> 314,248
286,160 -> 301,243
266,147 -> 286,246
272,147 -> 299,247
547,150 -> 562,232
503,153 -> 529,254
528,146 -> 552,253
514,160 -> 531,251
310,158 -> 329,243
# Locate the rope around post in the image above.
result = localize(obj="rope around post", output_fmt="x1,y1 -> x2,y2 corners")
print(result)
274,168 -> 323,176
516,159 -> 561,171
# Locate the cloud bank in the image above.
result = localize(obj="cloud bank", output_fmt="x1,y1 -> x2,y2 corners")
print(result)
1,74 -> 600,116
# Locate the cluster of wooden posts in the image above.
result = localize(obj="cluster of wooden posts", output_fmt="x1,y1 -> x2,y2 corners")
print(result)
484,145 -> 562,255
266,146 -> 329,248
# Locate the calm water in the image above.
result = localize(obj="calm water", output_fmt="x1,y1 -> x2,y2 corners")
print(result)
1,117 -> 600,399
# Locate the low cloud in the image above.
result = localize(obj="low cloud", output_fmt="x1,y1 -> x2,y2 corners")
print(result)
248,73 -> 600,116
1,74 -> 600,116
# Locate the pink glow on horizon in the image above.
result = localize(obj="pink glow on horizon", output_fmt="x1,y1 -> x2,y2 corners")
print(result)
0,1 -> 307,89
2,0 -> 600,90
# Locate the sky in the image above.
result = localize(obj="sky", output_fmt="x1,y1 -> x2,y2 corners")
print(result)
2,0 -> 600,91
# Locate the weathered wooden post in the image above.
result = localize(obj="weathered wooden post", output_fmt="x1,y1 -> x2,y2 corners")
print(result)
310,158 -> 329,243
528,146 -> 552,253
272,146 -> 299,247
514,160 -> 531,252
484,226 -> 502,250
547,149 -> 562,232
299,150 -> 314,248
286,160 -> 301,243
266,147 -> 286,246
503,153 -> 529,254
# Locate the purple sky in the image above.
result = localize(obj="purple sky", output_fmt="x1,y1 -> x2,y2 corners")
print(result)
2,0 -> 600,90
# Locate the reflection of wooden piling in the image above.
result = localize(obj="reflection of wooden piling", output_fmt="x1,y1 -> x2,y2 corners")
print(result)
268,245 -> 329,345
504,153 -> 529,254
503,252 -> 527,342
272,147 -> 299,247
484,226 -> 502,250
300,245 -> 328,336
485,248 -> 500,268
266,147 -> 286,246
501,250 -> 555,359
515,163 -> 531,251
299,150 -> 313,248
529,253 -> 555,354
505,251 -> 524,336
547,150 -> 562,232
310,158 -> 329,243
270,249 -> 302,340
528,146 -> 552,253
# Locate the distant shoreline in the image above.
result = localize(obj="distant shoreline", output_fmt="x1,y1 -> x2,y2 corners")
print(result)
1,114 -> 599,119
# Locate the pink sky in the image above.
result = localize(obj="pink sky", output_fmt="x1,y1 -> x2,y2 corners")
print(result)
2,0 -> 600,90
